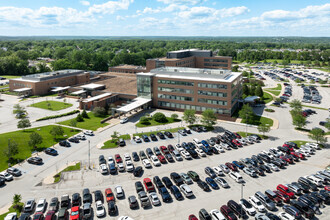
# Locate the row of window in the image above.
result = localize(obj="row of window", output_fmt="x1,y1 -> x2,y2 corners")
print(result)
158,101 -> 231,115
198,90 -> 227,97
204,63 -> 228,68
158,94 -> 193,102
198,83 -> 227,89
158,79 -> 194,87
198,98 -> 227,106
13,83 -> 31,88
204,59 -> 229,63
158,87 -> 194,94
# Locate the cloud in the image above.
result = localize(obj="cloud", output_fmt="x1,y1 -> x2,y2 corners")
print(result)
80,1 -> 90,6
157,0 -> 204,5
88,0 -> 133,15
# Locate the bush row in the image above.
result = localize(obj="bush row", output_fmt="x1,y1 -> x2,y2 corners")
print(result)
36,110 -> 80,121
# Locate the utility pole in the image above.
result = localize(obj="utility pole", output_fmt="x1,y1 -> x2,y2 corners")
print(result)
88,140 -> 91,169
245,113 -> 248,136
241,183 -> 245,218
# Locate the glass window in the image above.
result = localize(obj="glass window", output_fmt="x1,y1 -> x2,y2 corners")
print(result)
157,79 -> 194,86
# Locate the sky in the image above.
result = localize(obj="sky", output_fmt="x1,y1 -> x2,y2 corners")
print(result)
0,0 -> 329,36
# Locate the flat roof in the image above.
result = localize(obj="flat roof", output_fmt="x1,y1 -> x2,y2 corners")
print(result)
71,90 -> 86,95
51,86 -> 70,92
13,88 -> 32,92
116,97 -> 151,113
82,93 -> 112,103
13,69 -> 86,82
112,65 -> 146,70
80,83 -> 105,90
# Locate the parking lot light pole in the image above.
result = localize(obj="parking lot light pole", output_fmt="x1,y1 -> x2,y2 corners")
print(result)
88,140 -> 90,169
241,183 -> 245,218
245,113 -> 248,136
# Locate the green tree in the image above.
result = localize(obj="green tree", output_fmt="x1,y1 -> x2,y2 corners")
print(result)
182,109 -> 197,125
111,131 -> 120,139
325,118 -> 330,131
232,65 -> 239,72
255,85 -> 264,98
13,104 -> 26,118
242,84 -> 250,96
171,113 -> 179,120
47,102 -> 51,109
93,107 -> 106,117
239,104 -> 255,124
200,109 -> 217,127
139,116 -> 149,125
3,139 -> 18,163
49,126 -> 64,140
292,114 -> 307,129
28,132 -> 43,151
308,128 -> 327,144
13,194 -> 22,206
250,84 -> 256,96
17,118 -> 31,130
81,109 -> 89,118
290,99 -> 302,110
152,112 -> 167,123
257,124 -> 271,136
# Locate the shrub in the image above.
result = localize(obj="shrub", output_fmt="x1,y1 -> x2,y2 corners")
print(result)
76,113 -> 84,122
152,112 -> 167,123
36,110 -> 80,121
265,108 -> 275,112
139,116 -> 150,125
171,113 -> 178,120
93,107 -> 106,117
81,109 -> 89,118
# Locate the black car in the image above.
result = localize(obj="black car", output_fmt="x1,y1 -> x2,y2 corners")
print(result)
146,148 -> 154,159
142,135 -> 150,142
164,153 -> 174,162
227,200 -> 247,219
183,128 -> 192,134
133,166 -> 143,177
283,205 -> 301,219
197,180 -> 210,191
59,140 -> 71,147
290,200 -> 314,219
128,196 -> 138,209
167,145 -> 175,153
162,176 -> 173,189
191,126 -> 202,132
199,208 -> 211,220
298,196 -> 321,215
170,172 -> 184,186
187,149 -> 198,158
170,185 -> 184,201
157,132 -> 165,139
27,157 -> 43,165
108,201 -> 117,216
44,148 -> 58,156
265,212 -> 281,220
164,131 -> 173,138
135,181 -> 144,193
99,155 -> 106,165
68,137 -> 79,143
0,177 -> 5,186
49,197 -> 59,212
132,152 -> 139,161
72,193 -> 81,206
150,134 -> 158,141
18,213 -> 31,220
159,187 -> 171,202
153,176 -> 165,190
205,167 -> 216,179
82,188 -> 92,203
94,190 -> 103,203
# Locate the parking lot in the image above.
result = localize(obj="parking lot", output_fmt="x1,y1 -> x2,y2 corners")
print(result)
8,128 -> 330,220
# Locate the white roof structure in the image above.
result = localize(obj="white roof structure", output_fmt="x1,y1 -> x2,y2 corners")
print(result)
13,88 -> 32,92
82,93 -> 112,103
244,96 -> 260,103
71,90 -> 86,95
80,83 -> 105,90
51,86 -> 70,92
116,97 -> 151,113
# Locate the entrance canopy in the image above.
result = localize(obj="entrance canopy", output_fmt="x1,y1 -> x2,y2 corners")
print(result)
51,86 -> 70,92
13,88 -> 32,92
80,83 -> 105,91
71,90 -> 86,95
82,93 -> 112,103
116,97 -> 151,113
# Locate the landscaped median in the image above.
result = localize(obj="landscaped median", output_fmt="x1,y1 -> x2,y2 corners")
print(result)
53,162 -> 81,183
29,100 -> 72,111
265,83 -> 282,96
0,125 -> 80,172
58,112 -> 109,131
133,127 -> 184,138
290,140 -> 325,148
136,112 -> 181,128
241,115 -> 274,127
101,134 -> 131,149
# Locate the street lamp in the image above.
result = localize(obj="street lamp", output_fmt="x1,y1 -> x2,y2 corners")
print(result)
241,183 -> 245,218
88,140 -> 91,169
245,113 -> 248,136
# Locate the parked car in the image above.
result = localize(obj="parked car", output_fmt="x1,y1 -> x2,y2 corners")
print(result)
27,157 -> 43,165
44,148 -> 58,156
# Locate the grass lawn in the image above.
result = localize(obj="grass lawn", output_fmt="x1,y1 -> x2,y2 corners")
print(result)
0,84 -> 9,89
265,90 -> 281,96
0,125 -> 80,172
315,68 -> 330,73
59,112 -> 109,131
301,104 -> 328,111
262,92 -> 273,104
0,75 -> 20,79
0,202 -> 24,219
237,132 -> 268,139
266,84 -> 282,91
101,134 -> 131,149
53,162 -> 81,183
241,115 -> 274,127
290,140 -> 310,148
133,127 -> 184,137
29,100 -> 73,111
136,117 -> 181,128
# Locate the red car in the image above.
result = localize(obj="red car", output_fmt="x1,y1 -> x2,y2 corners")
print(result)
115,154 -> 122,163
234,133 -> 241,139
70,206 -> 80,220
143,178 -> 155,192
282,93 -> 290,97
157,154 -> 166,164
225,162 -> 238,172
160,146 -> 169,154
325,185 -> 330,191
220,205 -> 237,220
45,211 -> 56,220
282,144 -> 293,152
277,184 -> 295,199
301,111 -> 308,117
274,190 -> 290,203
188,214 -> 198,220
33,212 -> 44,220
105,188 -> 115,202
290,151 -> 305,160
232,139 -> 242,147
280,155 -> 293,164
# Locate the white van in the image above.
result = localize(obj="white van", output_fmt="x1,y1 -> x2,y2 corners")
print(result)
306,175 -> 322,186
229,171 -> 243,183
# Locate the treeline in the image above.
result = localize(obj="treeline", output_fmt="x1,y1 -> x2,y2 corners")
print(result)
0,39 -> 329,76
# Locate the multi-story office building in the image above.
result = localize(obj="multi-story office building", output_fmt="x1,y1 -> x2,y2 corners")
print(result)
146,49 -> 232,72
9,69 -> 90,96
108,64 -> 147,74
137,67 -> 242,119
